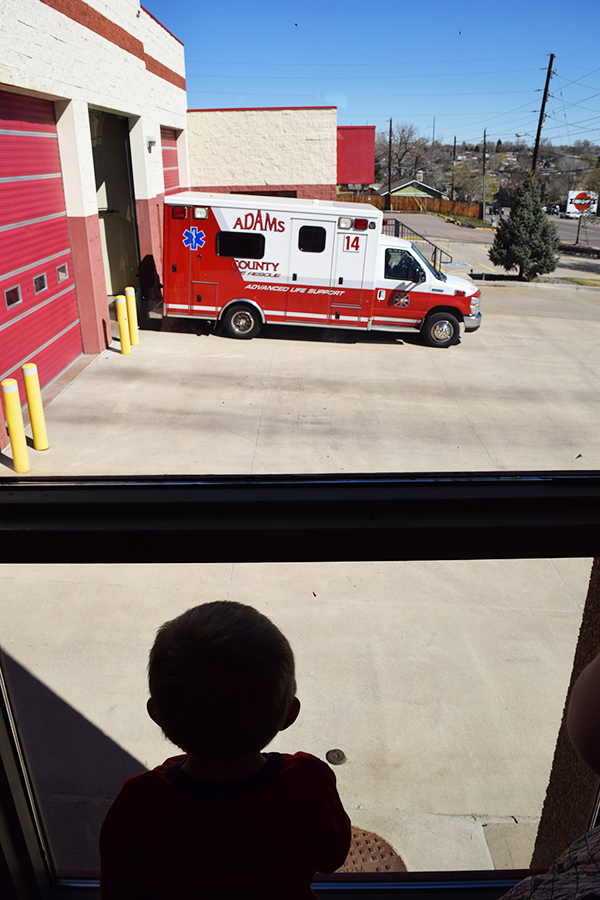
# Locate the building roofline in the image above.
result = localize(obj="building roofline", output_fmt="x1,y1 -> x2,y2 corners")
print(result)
187,106 -> 337,113
140,5 -> 184,45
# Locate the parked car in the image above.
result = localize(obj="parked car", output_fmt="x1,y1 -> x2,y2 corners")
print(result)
489,203 -> 504,215
546,204 -> 560,215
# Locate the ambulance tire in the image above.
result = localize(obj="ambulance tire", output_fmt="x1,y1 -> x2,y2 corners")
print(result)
422,312 -> 460,348
222,304 -> 261,339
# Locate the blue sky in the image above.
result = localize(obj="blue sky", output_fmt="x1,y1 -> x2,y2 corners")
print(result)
144,0 -> 600,147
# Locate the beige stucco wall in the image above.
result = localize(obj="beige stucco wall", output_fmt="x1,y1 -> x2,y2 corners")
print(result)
187,107 -> 337,188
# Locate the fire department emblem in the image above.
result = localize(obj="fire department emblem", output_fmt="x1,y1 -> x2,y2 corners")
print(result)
182,227 -> 205,250
392,291 -> 410,308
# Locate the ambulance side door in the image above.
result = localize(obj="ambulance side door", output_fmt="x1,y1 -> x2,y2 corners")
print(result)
373,247 -> 428,328
328,230 -> 368,326
285,220 -> 335,324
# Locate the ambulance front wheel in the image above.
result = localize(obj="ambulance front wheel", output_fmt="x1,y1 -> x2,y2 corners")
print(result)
422,312 -> 460,348
222,304 -> 261,339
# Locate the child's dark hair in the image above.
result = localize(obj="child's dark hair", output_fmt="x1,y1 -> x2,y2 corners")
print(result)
148,601 -> 296,761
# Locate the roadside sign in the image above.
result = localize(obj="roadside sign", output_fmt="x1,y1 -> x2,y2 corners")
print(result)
566,190 -> 598,216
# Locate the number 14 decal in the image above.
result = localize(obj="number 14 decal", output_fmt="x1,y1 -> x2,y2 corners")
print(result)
343,234 -> 361,252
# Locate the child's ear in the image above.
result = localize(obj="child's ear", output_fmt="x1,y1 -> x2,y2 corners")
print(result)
147,697 -> 161,726
281,697 -> 300,731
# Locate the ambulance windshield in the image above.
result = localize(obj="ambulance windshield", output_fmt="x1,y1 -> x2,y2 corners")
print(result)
410,244 -> 447,281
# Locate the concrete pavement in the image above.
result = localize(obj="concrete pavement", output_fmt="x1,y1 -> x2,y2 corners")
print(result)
0,266 -> 598,876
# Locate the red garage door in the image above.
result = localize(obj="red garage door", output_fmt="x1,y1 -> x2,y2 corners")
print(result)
0,91 -> 83,402
161,127 -> 180,194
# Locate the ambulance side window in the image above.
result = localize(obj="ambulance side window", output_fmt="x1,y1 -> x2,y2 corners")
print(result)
216,232 -> 265,259
385,248 -> 423,281
298,226 -> 326,253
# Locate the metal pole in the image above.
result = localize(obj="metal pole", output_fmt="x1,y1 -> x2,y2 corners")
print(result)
482,129 -> 486,222
452,136 -> 456,202
21,364 -> 48,451
387,119 -> 393,212
532,53 -> 555,174
575,215 -> 582,245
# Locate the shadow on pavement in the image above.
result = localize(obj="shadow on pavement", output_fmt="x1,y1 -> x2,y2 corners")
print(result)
1,652 -> 146,878
147,317 -> 424,346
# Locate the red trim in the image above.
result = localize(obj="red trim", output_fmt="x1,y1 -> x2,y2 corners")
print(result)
38,0 -> 185,90
67,214 -> 110,353
140,5 -> 184,45
145,56 -> 185,91
187,106 -> 336,113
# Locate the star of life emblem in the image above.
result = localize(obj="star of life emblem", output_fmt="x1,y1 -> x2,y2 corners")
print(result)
182,227 -> 205,250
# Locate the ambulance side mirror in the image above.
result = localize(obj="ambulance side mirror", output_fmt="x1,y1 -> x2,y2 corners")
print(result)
407,268 -> 425,284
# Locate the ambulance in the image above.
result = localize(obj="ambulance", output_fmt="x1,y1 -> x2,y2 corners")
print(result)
162,193 -> 481,347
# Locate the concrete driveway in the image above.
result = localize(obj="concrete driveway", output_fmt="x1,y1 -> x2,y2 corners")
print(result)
0,279 -> 598,876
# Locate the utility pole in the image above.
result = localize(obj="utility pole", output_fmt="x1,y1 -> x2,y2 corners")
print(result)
532,53 -> 555,174
387,119 -> 392,211
482,129 -> 486,222
452,136 -> 456,201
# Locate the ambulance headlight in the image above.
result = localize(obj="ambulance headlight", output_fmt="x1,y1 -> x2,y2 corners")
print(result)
193,207 -> 208,219
338,217 -> 352,229
470,294 -> 480,313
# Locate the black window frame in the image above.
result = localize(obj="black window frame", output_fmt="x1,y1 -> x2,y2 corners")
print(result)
216,231 -> 265,260
0,470 -> 599,899
298,225 -> 327,253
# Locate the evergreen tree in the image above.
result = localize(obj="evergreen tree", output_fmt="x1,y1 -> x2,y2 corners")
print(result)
489,174 -> 560,280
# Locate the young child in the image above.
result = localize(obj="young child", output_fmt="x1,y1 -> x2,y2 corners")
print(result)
99,601 -> 351,899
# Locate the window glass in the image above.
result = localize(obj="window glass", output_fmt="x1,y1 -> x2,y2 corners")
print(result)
216,231 -> 265,259
57,263 -> 69,283
385,248 -> 423,280
298,225 -> 326,252
33,273 -> 48,294
0,558 -> 590,880
5,284 -> 22,308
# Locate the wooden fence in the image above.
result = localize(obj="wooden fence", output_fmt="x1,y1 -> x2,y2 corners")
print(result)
337,193 -> 481,219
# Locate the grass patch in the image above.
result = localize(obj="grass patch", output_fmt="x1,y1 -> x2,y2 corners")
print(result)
559,277 -> 600,287
536,276 -> 600,287
441,214 -> 491,229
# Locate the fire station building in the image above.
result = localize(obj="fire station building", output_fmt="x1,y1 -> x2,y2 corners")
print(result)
1,0 -> 374,452
0,0 -> 188,448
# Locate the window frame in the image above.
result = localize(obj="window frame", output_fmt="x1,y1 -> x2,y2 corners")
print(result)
0,470 -> 599,899
4,285 -> 22,311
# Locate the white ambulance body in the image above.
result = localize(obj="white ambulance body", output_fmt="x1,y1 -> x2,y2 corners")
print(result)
163,192 -> 481,347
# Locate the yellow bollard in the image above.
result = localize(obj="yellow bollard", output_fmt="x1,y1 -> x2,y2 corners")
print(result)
22,363 -> 49,451
115,295 -> 131,355
124,286 -> 139,346
1,379 -> 30,473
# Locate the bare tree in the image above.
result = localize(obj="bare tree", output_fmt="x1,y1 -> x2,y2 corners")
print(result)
375,123 -> 430,184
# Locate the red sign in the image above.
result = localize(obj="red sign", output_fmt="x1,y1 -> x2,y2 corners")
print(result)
574,192 -> 592,212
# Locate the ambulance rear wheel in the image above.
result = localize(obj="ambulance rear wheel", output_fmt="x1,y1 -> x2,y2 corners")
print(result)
222,304 -> 261,339
422,312 -> 460,347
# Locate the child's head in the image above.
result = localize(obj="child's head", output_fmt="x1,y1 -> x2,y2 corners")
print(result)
148,601 -> 297,762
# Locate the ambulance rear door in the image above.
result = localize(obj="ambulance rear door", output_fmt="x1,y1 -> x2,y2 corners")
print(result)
163,204 -> 192,315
